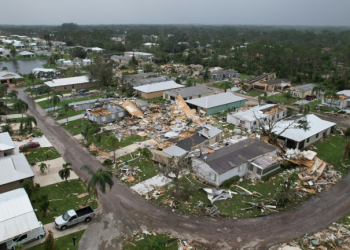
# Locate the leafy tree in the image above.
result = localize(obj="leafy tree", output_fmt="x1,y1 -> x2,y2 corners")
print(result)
87,56 -> 114,87
274,171 -> 298,206
2,124 -> 12,134
1,67 -> 8,71
10,47 -> 16,58
203,68 -> 210,82
37,194 -> 50,217
43,230 -> 58,250
185,78 -> 195,87
59,162 -> 73,182
7,89 -> 18,100
21,179 -> 39,198
324,89 -> 339,109
14,99 -> 28,118
143,64 -> 153,73
128,54 -> 138,67
219,81 -> 232,92
105,135 -> 120,163
81,165 -> 114,205
282,90 -> 293,105
20,115 -> 37,134
312,84 -> 326,110
71,47 -> 87,58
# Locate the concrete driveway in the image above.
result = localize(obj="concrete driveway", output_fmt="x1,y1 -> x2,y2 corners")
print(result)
32,157 -> 79,187
13,135 -> 52,154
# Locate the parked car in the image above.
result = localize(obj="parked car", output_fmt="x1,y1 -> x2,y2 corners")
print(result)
106,93 -> 119,98
78,89 -> 89,95
54,206 -> 95,230
265,100 -> 277,104
6,222 -> 45,249
19,142 -> 40,150
338,110 -> 350,114
305,95 -> 317,101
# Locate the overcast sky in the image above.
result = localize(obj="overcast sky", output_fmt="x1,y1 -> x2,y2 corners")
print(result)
1,0 -> 350,26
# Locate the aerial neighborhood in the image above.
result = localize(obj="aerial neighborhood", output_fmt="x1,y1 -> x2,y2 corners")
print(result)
0,21 -> 350,250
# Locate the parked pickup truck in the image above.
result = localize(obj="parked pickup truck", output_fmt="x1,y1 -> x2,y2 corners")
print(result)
54,206 -> 95,230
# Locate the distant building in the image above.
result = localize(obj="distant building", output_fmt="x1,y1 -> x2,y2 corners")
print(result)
44,76 -> 98,91
0,71 -> 23,85
209,69 -> 240,81
18,51 -> 36,58
163,86 -> 215,101
290,84 -> 318,99
133,80 -> 184,99
252,78 -> 291,92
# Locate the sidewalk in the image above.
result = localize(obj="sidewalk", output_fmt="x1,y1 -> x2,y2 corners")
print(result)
3,114 -> 26,119
57,114 -> 85,124
23,222 -> 89,249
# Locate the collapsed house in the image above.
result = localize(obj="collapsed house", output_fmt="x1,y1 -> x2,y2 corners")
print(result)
86,106 -> 126,125
227,104 -> 286,130
252,78 -> 291,92
272,114 -> 336,149
193,138 -> 280,186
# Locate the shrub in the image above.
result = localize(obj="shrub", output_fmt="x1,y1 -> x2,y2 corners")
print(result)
261,167 -> 284,181
281,161 -> 296,169
221,175 -> 240,188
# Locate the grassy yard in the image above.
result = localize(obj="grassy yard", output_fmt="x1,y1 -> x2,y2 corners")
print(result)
266,93 -> 297,105
32,180 -> 97,225
96,133 -> 149,151
61,118 -> 90,135
28,230 -> 85,250
123,234 -> 179,250
52,109 -> 85,121
305,99 -> 338,114
240,73 -> 251,80
24,147 -> 61,163
37,95 -> 99,109
116,150 -> 158,186
210,81 -> 234,90
151,173 -> 308,219
308,132 -> 350,175
245,89 -> 263,97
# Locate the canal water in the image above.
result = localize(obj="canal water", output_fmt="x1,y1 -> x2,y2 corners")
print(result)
0,59 -> 47,74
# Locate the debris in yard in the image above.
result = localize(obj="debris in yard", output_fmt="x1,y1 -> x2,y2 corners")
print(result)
202,188 -> 237,204
77,192 -> 89,198
241,201 -> 278,215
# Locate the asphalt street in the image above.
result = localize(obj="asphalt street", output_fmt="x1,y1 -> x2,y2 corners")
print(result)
18,89 -> 350,250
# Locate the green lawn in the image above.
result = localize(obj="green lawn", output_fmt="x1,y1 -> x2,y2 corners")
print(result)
151,173 -> 307,219
266,93 -> 297,104
28,230 -> 85,250
123,234 -> 179,250
210,81 -> 234,90
240,74 -> 251,80
246,90 -> 263,97
37,95 -> 99,109
116,150 -> 158,186
308,132 -> 350,175
32,180 -> 97,225
61,118 -> 90,135
52,109 -> 85,121
96,133 -> 149,152
305,99 -> 338,114
24,147 -> 61,163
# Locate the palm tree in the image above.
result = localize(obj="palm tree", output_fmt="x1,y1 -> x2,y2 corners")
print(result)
28,72 -> 36,88
39,163 -> 48,174
20,115 -> 37,134
58,162 -> 73,182
219,81 -> 232,92
81,165 -> 114,205
7,89 -> 18,100
324,89 -> 339,109
342,127 -> 350,163
105,135 -> 120,163
13,99 -> 28,118
51,94 -> 62,111
312,84 -> 326,110
63,103 -> 70,124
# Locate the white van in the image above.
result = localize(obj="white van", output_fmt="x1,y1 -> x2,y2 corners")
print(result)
6,222 -> 46,249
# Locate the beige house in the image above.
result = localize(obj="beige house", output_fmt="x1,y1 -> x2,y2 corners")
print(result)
290,83 -> 317,99
0,154 -> 34,194
0,71 -> 23,86
134,80 -> 184,99
44,76 -> 98,91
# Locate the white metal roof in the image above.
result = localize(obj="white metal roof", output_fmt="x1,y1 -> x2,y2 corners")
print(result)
0,188 -> 40,243
45,76 -> 90,87
0,154 -> 34,185
0,71 -> 23,80
125,51 -> 153,56
186,92 -> 246,109
230,104 -> 277,122
0,132 -> 15,151
338,90 -> 350,97
198,125 -> 222,139
163,145 -> 188,157
133,80 -> 184,93
271,114 -> 336,142
18,51 -> 35,56
32,68 -> 56,73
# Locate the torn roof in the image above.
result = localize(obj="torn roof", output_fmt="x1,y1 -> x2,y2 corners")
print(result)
198,125 -> 222,139
337,90 -> 350,98
230,104 -> 283,122
271,114 -> 336,142
121,101 -> 144,118
201,138 -> 276,174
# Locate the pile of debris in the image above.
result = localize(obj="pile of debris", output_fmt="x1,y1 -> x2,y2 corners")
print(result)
118,165 -> 141,182
271,221 -> 350,250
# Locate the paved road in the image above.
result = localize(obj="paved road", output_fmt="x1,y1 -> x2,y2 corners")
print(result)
18,89 -> 350,250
